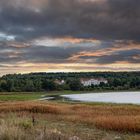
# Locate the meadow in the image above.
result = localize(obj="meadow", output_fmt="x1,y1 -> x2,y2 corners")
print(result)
0,92 -> 139,140
0,91 -> 83,101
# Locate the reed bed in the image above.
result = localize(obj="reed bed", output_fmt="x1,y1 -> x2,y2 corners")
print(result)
0,101 -> 139,133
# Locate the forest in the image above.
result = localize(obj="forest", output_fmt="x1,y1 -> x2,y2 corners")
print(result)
0,72 -> 140,92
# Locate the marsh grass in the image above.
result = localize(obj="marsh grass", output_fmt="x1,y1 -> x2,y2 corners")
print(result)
0,116 -> 70,140
0,103 -> 139,140
0,101 -> 139,133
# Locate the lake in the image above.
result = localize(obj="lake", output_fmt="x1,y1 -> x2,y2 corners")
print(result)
61,91 -> 140,104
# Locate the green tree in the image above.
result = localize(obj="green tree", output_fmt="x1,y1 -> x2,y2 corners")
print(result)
42,80 -> 57,91
69,79 -> 82,91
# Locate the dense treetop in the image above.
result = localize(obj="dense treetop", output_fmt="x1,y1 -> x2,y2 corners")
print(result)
0,72 -> 140,92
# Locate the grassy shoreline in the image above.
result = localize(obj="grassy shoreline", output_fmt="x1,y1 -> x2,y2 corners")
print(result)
0,90 -> 139,103
0,91 -> 139,139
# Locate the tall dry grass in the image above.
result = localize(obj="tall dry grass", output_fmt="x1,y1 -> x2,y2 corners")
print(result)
0,118 -> 72,140
94,116 -> 140,132
0,101 -> 139,133
0,102 -> 62,114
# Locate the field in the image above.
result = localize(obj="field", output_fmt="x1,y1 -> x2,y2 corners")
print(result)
0,92 -> 139,140
0,91 -> 83,101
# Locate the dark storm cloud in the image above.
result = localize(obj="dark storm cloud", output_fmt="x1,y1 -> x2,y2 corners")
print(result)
96,50 -> 140,64
18,45 -> 96,63
0,0 -> 140,41
1,41 -> 140,65
0,0 -> 140,73
0,41 -> 94,64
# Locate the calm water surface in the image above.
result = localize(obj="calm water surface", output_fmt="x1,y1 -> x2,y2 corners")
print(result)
61,92 -> 140,104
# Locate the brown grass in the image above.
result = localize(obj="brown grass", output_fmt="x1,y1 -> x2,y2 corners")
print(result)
0,101 -> 140,133
0,102 -> 62,114
94,116 -> 140,132
0,118 -> 70,140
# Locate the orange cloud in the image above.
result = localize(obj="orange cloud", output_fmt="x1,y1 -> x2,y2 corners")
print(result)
68,42 -> 140,62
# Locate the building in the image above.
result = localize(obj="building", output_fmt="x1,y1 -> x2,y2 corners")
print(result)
80,78 -> 108,86
54,79 -> 65,85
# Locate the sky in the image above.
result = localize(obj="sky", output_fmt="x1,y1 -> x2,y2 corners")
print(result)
0,0 -> 140,75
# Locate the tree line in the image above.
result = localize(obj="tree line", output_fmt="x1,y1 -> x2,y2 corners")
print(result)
0,72 -> 140,92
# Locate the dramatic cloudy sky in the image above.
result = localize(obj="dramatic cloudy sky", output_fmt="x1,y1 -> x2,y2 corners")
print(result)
0,0 -> 140,75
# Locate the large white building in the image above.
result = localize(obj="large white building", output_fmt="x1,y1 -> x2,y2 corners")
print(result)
80,78 -> 108,86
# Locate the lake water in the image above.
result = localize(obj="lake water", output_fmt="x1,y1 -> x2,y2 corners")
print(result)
61,92 -> 140,104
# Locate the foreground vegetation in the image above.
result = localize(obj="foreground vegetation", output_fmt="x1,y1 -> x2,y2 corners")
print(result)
0,72 -> 140,92
0,101 -> 139,139
0,113 -> 140,140
0,91 -> 139,139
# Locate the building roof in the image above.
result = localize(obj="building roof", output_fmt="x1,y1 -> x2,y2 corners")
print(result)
80,78 -> 107,82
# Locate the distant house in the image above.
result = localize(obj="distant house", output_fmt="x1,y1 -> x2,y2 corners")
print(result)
54,79 -> 65,85
80,78 -> 108,86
